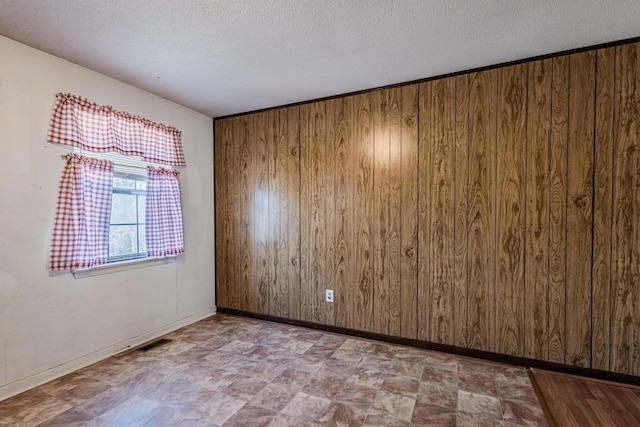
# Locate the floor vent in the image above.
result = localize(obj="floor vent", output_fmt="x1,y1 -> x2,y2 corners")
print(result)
138,338 -> 172,352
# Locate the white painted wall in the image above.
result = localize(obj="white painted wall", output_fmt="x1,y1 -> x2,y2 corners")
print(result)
0,36 -> 215,399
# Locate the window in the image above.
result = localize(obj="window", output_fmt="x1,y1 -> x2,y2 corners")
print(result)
109,172 -> 147,262
79,150 -> 164,264
48,93 -> 185,272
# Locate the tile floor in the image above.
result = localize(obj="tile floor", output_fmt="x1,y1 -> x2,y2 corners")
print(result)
0,314 -> 548,426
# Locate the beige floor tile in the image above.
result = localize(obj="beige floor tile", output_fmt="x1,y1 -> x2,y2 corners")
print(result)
34,408 -> 104,427
196,391 -> 247,425
0,389 -> 72,427
223,405 -> 276,427
281,392 -> 331,421
369,390 -> 416,423
411,402 -> 456,426
457,390 -> 503,417
98,395 -> 160,426
318,401 -> 368,426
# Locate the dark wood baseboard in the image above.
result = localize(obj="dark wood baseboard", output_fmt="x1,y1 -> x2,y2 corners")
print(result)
216,307 -> 640,387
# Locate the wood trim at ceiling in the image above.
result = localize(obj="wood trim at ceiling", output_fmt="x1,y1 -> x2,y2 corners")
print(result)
213,35 -> 640,120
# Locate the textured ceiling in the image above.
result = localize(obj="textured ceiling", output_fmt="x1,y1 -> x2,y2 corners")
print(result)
0,0 -> 639,117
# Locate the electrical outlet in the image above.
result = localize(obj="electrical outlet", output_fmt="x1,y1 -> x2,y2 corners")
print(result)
325,289 -> 334,303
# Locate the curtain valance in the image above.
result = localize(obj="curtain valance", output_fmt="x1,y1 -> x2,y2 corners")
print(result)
47,93 -> 186,166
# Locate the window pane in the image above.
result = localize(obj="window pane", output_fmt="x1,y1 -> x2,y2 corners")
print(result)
111,193 -> 137,223
139,224 -> 146,253
138,195 -> 146,224
113,177 -> 136,189
108,176 -> 147,261
109,225 -> 138,257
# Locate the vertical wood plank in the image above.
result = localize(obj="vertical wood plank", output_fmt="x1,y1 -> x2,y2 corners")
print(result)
299,104 -> 312,322
592,47 -> 615,371
227,117 -> 239,310
354,93 -> 375,332
565,51 -> 595,368
611,42 -> 640,375
334,96 -> 354,329
213,120 -> 223,307
496,64 -> 527,357
287,106 -> 301,320
247,114 -> 258,313
304,102 -> 327,324
400,84 -> 419,339
388,87 -> 402,337
525,58 -> 552,360
633,43 -> 640,377
214,120 -> 229,308
267,109 -> 280,317
315,102 -> 327,325
229,118 -> 239,309
254,112 -> 270,315
223,117 -> 236,310
237,115 -> 253,312
549,55 -> 569,363
467,69 -> 498,352
429,77 -> 455,344
373,89 -> 390,335
454,75 -> 470,348
417,82 -> 432,341
325,99 -> 337,325
273,108 -> 289,317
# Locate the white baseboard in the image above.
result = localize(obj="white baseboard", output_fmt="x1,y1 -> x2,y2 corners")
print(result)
0,308 -> 217,401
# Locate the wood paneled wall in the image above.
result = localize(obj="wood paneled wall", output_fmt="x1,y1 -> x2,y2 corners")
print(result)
214,41 -> 640,376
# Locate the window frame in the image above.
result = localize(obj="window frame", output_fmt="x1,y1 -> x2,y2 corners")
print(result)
72,147 -> 176,270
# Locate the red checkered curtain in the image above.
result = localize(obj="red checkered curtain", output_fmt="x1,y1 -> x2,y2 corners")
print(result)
145,167 -> 184,258
49,155 -> 113,270
47,93 -> 186,166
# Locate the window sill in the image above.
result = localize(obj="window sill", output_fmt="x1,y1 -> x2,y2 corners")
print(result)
72,256 -> 175,279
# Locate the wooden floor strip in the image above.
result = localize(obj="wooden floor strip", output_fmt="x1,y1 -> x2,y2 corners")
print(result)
528,368 -> 559,427
530,368 -> 640,426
